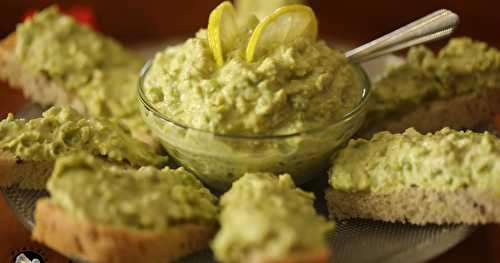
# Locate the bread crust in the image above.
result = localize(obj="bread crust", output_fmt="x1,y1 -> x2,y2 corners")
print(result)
32,198 -> 217,263
360,88 -> 500,138
251,248 -> 331,263
326,187 -> 500,225
0,150 -> 53,189
0,150 -> 16,186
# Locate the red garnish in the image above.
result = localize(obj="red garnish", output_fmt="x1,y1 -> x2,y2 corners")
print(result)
22,5 -> 98,30
65,5 -> 98,30
21,9 -> 38,21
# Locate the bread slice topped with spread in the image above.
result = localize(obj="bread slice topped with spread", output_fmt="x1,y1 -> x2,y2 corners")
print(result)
0,6 -> 155,146
326,127 -> 500,225
212,173 -> 334,263
360,38 -> 500,138
0,106 -> 167,189
32,152 -> 218,263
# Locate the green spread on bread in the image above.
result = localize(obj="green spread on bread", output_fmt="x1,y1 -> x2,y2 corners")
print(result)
15,7 -> 148,135
47,153 -> 218,229
212,172 -> 333,262
330,127 -> 500,193
0,106 -> 166,167
368,38 -> 500,122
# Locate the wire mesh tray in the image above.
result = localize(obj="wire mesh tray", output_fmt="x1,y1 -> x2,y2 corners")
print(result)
1,183 -> 473,263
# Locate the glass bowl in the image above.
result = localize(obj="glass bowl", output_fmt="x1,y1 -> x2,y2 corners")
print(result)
138,61 -> 371,190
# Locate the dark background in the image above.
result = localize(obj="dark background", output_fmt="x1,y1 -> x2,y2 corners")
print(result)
1,0 -> 500,49
1,1 -> 500,262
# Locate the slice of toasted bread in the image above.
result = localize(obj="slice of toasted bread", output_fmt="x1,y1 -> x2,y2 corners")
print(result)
212,173 -> 333,263
0,33 -> 86,113
0,150 -> 53,189
359,88 -> 500,138
325,187 -> 500,225
0,33 -> 159,149
32,198 -> 217,263
0,106 -> 168,189
250,248 -> 331,263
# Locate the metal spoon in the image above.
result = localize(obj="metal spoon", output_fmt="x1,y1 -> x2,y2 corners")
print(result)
345,9 -> 459,63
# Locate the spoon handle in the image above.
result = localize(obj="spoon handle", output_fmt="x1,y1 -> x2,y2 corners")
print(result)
345,9 -> 459,63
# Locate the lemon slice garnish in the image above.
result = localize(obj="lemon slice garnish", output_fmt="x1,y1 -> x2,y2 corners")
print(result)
208,1 -> 239,66
245,5 -> 318,63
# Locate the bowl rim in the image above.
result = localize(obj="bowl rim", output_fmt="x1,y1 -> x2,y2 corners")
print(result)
138,59 -> 372,140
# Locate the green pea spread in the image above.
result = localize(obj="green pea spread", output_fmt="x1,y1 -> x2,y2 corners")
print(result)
15,7 -> 147,134
144,30 -> 362,135
330,128 -> 500,193
368,38 -> 500,120
212,173 -> 334,262
0,107 -> 166,167
47,153 -> 218,230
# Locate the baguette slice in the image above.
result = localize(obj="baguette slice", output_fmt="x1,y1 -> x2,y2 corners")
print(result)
0,31 -> 156,148
0,33 -> 86,113
33,198 -> 217,263
360,88 -> 500,138
359,38 -> 500,138
327,127 -> 500,225
0,107 -> 167,189
212,173 -> 333,263
326,187 -> 500,225
0,150 -> 53,188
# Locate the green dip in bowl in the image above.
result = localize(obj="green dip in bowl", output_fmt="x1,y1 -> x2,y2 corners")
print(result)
138,31 -> 371,190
